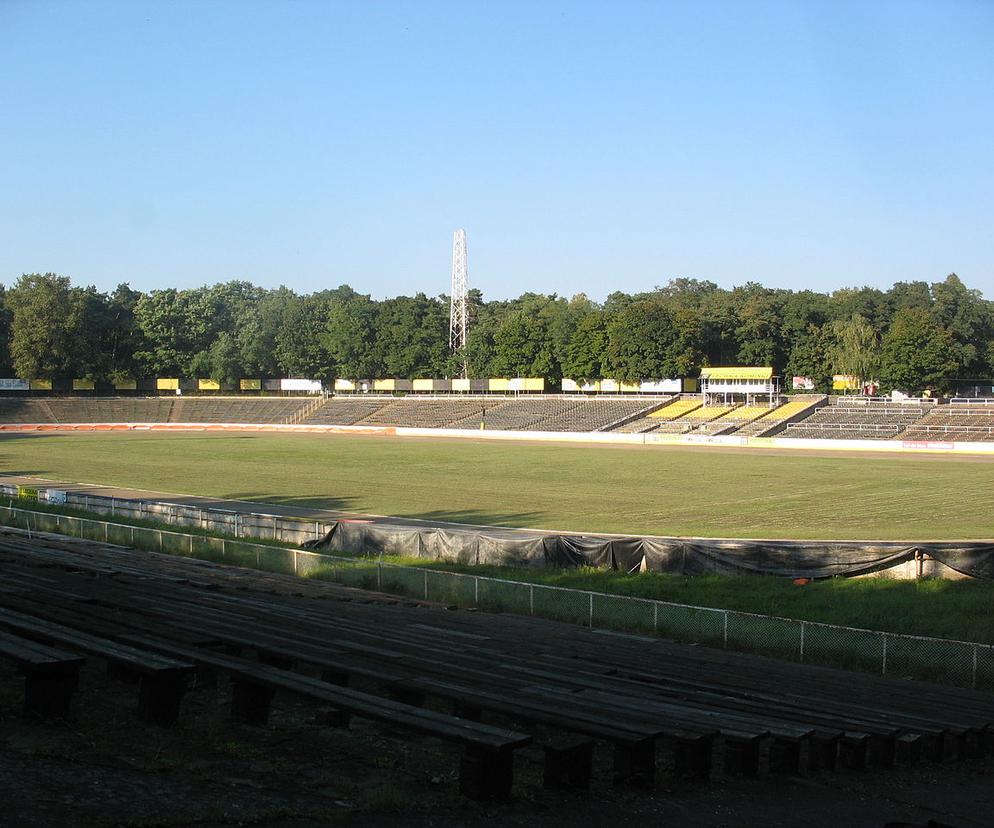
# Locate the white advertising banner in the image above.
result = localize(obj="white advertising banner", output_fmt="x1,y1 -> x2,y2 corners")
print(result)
0,378 -> 29,391
45,489 -> 68,505
280,378 -> 323,393
639,379 -> 681,393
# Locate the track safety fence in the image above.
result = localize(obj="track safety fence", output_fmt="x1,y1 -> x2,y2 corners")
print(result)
2,502 -> 993,693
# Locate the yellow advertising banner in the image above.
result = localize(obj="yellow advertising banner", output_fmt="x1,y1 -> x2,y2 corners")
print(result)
72,378 -> 95,391
521,378 -> 545,392
700,367 -> 773,380
334,378 -> 355,392
198,379 -> 220,391
240,378 -> 262,391
373,379 -> 396,391
488,378 -> 509,392
412,378 -> 434,392
832,374 -> 860,391
156,378 -> 179,391
29,379 -> 53,390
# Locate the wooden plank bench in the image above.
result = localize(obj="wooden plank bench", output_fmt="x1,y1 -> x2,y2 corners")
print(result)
0,606 -> 194,726
0,629 -> 85,719
119,634 -> 531,800
55,594 -> 719,787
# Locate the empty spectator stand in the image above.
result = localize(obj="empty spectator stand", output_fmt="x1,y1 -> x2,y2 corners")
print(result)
0,397 -> 315,425
699,405 -> 779,436
300,397 -> 391,425
781,398 -> 934,440
465,398 -> 583,431
900,400 -> 994,442
543,399 -> 665,432
0,398 -> 58,423
167,397 -> 314,424
357,398 -> 501,429
7,531 -> 994,800
0,397 -> 177,424
730,396 -> 828,437
617,396 -> 704,434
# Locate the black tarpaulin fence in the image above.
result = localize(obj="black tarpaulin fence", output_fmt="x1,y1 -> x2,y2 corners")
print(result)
304,519 -> 994,579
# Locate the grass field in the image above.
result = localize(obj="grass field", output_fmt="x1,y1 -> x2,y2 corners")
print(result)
3,431 -> 993,539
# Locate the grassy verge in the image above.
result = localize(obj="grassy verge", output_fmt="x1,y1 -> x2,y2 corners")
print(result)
310,548 -> 994,645
9,497 -> 994,646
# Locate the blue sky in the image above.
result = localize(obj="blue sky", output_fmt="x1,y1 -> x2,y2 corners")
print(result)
1,0 -> 992,300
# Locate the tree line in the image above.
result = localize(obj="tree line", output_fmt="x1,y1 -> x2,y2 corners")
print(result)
1,272 -> 990,395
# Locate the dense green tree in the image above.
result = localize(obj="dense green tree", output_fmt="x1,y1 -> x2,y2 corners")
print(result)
879,308 -> 960,395
929,273 -> 991,377
606,298 -> 679,381
7,274 -> 89,378
3,270 -> 992,393
827,314 -> 879,387
323,291 -> 380,379
561,310 -> 608,382
0,286 -> 13,375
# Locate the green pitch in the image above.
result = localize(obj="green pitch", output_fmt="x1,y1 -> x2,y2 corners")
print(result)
3,432 -> 992,540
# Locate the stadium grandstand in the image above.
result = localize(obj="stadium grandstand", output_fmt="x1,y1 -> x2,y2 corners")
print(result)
900,399 -> 994,442
4,369 -> 994,445
730,396 -> 826,437
780,397 -> 935,441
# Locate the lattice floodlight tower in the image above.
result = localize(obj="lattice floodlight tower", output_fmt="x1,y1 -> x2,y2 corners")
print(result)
449,229 -> 469,376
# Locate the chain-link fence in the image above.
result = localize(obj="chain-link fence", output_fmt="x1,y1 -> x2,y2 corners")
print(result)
3,502 -> 993,692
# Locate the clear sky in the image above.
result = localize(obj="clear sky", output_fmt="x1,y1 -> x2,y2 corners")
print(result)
1,0 -> 992,301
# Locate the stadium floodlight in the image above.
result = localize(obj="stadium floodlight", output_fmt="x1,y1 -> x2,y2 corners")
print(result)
449,229 -> 469,376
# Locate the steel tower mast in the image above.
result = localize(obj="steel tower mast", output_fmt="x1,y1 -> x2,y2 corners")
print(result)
449,229 -> 469,376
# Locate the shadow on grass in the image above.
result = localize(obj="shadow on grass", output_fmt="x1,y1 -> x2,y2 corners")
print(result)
213,491 -> 360,514
393,508 -> 545,529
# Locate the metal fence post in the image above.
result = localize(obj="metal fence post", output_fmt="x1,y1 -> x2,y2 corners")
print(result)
973,645 -> 978,689
158,530 -> 163,551
424,569 -> 428,600
723,611 -> 729,648
221,539 -> 226,560
653,602 -> 658,634
293,549 -> 298,575
529,584 -> 534,615
474,576 -> 479,606
377,562 -> 381,591
589,593 -> 594,628
799,621 -> 806,663
104,522 -> 108,542
881,633 -> 888,676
